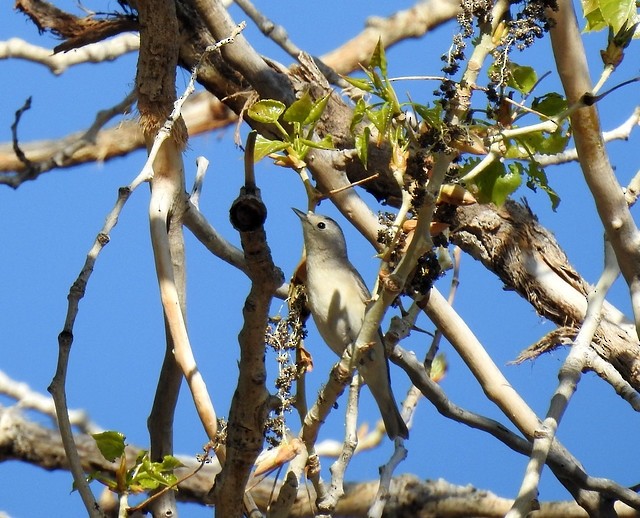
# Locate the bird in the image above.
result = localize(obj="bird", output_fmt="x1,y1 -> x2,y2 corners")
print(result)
293,208 -> 408,440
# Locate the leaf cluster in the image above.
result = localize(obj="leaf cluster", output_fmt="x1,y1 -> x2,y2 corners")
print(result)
247,92 -> 333,169
88,431 -> 184,495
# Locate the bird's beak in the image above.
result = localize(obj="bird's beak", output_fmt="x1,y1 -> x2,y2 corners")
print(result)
292,207 -> 307,220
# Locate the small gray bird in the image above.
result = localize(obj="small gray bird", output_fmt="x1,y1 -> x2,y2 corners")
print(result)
293,208 -> 408,440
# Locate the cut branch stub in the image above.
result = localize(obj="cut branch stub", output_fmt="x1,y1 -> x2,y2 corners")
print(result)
229,187 -> 268,232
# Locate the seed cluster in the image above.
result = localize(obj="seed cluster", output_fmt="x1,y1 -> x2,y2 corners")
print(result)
264,288 -> 308,446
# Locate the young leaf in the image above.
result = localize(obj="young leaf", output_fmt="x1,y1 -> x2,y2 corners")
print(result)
366,103 -> 392,138
507,63 -> 537,94
351,98 -> 367,132
247,100 -> 286,124
531,92 -> 567,117
526,162 -> 561,210
92,431 -> 126,462
253,135 -> 289,162
304,93 -> 331,126
342,75 -> 374,93
505,128 -> 569,158
158,455 -> 185,471
469,159 -> 522,206
412,103 -> 444,130
84,471 -> 118,491
494,163 -> 523,206
283,91 -> 314,124
127,453 -> 179,492
298,135 -> 334,150
582,0 -> 637,33
370,38 -> 387,77
355,126 -> 371,169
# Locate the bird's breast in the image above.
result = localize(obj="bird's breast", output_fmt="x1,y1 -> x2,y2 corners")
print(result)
305,270 -> 365,355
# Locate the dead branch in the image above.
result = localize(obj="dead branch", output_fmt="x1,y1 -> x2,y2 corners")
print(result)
6,406 -> 639,517
0,91 -> 235,183
15,0 -> 138,53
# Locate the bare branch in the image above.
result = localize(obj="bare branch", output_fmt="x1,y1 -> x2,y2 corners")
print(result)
0,370 -> 101,435
3,91 -> 136,188
234,0 -> 344,86
320,377 -> 361,513
188,0 -> 293,102
14,0 -> 138,53
48,172 -> 149,517
212,132 -> 284,517
3,405 -> 640,516
508,238 -> 620,517
450,201 -> 640,393
549,0 -> 640,339
0,34 -> 140,74
422,287 -> 640,511
0,91 -> 235,182
320,0 -> 461,74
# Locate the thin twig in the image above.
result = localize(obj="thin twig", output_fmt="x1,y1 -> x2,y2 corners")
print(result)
5,92 -> 136,188
10,97 -> 34,174
49,181 -> 142,518
233,0 -> 344,86
319,377 -> 361,513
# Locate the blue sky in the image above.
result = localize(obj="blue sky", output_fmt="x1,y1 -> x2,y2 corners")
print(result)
2,1 -> 640,516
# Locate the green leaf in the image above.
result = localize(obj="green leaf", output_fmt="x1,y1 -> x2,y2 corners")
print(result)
253,135 -> 289,162
158,455 -> 185,471
342,75 -> 373,92
531,93 -> 567,117
582,0 -> 638,33
133,471 -> 176,490
84,471 -> 118,491
92,431 -> 126,462
584,9 -> 607,32
366,103 -> 392,137
298,135 -> 334,150
129,454 -> 181,491
355,126 -> 371,169
370,38 -> 387,77
369,68 -> 385,92
412,103 -> 444,130
283,92 -> 314,124
526,162 -> 561,210
505,129 -> 569,158
247,100 -> 286,124
538,130 -> 570,155
598,0 -> 636,33
351,98 -> 367,132
507,63 -> 537,94
304,93 -> 331,126
470,159 -> 522,206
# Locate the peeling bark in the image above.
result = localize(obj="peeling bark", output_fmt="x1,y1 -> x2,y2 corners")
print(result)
450,200 -> 640,391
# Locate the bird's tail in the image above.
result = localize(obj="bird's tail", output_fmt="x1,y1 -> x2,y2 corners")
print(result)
360,359 -> 409,440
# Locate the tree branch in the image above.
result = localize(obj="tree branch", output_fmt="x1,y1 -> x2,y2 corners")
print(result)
450,200 -> 640,394
507,239 -> 620,517
549,0 -> 640,339
0,34 -> 140,75
0,91 -> 235,183
212,133 -> 284,517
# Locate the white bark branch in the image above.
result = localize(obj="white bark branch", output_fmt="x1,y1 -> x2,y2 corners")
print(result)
0,34 -> 139,75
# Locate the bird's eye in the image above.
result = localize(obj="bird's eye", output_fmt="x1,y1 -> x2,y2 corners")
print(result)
317,222 -> 326,230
